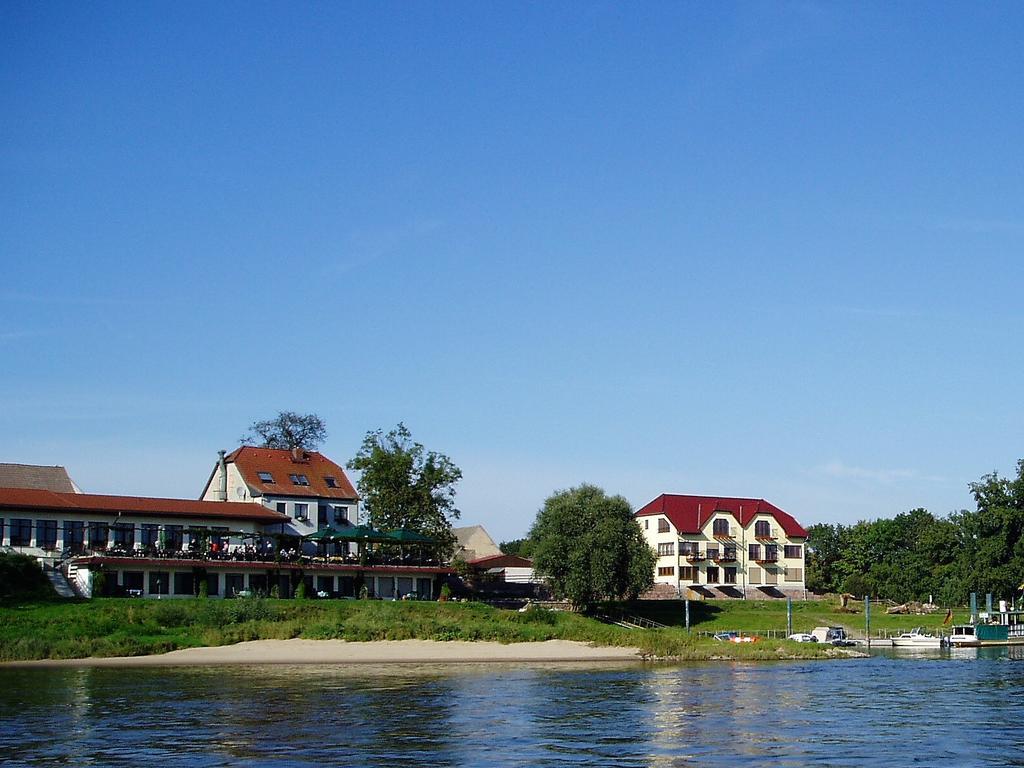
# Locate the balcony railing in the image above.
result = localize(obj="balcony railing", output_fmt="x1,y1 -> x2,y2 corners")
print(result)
754,529 -> 776,541
714,553 -> 738,563
685,552 -> 706,562
712,528 -> 736,540
755,556 -> 779,564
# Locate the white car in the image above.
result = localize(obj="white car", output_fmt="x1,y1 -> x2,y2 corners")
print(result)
787,633 -> 818,643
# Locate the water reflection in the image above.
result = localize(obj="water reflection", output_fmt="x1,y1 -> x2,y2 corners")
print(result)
3,654 -> 1024,767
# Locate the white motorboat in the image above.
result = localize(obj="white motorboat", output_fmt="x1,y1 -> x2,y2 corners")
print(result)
890,627 -> 948,648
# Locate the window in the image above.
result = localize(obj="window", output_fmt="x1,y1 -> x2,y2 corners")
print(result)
749,566 -> 762,584
658,518 -> 670,533
722,546 -> 736,561
658,566 -> 675,577
173,572 -> 194,595
712,518 -> 730,537
317,575 -> 334,594
149,571 -> 170,595
141,524 -> 159,548
289,474 -> 310,486
165,525 -> 184,550
0,518 -> 4,545
785,567 -> 803,582
257,471 -> 275,484
679,541 -> 697,556
318,506 -> 328,526
724,567 -> 737,584
113,523 -> 135,548
748,543 -> 761,561
706,566 -> 720,584
657,542 -> 675,557
88,522 -> 108,549
211,527 -> 229,547
333,506 -> 348,524
755,520 -> 771,538
784,545 -> 802,559
36,520 -> 58,550
706,546 -> 719,561
11,519 -> 32,547
64,521 -> 84,552
122,572 -> 144,593
644,519 -> 649,530
276,502 -> 287,515
324,476 -> 338,488
225,573 -> 245,597
765,544 -> 778,562
205,573 -> 220,597
294,503 -> 309,521
679,566 -> 697,582
764,569 -> 778,585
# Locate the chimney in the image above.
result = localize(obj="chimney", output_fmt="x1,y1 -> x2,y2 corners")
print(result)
217,450 -> 228,501
291,446 -> 306,462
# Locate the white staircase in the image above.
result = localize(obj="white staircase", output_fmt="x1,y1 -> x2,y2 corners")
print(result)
45,562 -> 79,598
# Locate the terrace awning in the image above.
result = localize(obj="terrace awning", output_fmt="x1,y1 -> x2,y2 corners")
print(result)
385,528 -> 436,544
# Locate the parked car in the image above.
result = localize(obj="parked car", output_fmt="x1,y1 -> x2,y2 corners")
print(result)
787,633 -> 817,643
713,631 -> 759,643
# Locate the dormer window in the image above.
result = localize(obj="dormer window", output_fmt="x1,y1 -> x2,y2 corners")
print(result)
289,474 -> 310,486
257,472 -> 275,484
324,476 -> 338,488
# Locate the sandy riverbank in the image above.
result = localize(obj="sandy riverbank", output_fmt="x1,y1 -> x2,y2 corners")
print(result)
0,639 -> 645,668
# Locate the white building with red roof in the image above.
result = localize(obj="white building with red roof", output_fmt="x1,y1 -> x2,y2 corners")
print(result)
199,446 -> 359,538
0,446 -> 450,601
635,494 -> 808,599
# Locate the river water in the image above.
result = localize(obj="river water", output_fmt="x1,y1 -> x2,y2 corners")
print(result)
2,648 -> 1024,767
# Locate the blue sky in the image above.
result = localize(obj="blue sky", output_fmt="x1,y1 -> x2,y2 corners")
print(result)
2,2 -> 1022,542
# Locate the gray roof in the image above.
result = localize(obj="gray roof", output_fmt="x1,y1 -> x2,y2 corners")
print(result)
0,464 -> 80,493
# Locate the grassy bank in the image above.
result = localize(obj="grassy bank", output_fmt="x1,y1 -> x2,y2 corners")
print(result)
627,598 -> 964,636
0,597 -> 858,663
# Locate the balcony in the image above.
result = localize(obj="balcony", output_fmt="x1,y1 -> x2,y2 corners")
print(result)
714,553 -> 737,563
685,552 -> 706,562
712,528 -> 736,541
755,555 -> 779,565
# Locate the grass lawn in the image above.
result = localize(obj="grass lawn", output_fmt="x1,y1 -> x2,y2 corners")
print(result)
628,598 -> 965,636
0,597 -> 858,663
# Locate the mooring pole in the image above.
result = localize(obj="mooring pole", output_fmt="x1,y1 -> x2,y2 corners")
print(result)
970,592 -> 978,623
865,595 -> 871,650
786,597 -> 793,637
986,593 -> 993,615
685,598 -> 690,633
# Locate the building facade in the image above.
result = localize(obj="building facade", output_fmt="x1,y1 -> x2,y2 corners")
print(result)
635,494 -> 808,599
0,448 -> 449,600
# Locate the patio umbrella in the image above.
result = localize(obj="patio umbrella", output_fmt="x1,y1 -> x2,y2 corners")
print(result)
335,524 -> 391,542
386,528 -> 436,544
305,527 -> 341,541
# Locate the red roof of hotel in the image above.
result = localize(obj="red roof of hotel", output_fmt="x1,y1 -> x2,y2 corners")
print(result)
225,447 -> 358,500
0,487 -> 289,523
635,494 -> 808,538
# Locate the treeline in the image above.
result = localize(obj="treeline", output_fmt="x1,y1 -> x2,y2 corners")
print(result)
808,460 -> 1024,604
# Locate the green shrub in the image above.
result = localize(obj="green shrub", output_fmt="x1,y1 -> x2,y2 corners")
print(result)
0,553 -> 54,599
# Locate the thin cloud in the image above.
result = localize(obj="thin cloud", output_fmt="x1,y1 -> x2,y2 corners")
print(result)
333,218 -> 445,276
819,460 -> 925,483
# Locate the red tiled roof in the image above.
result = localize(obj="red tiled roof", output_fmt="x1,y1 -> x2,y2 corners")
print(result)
0,487 -> 289,523
635,494 -> 808,538
226,447 -> 359,500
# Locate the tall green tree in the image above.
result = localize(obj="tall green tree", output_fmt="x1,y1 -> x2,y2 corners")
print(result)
529,484 -> 655,610
241,411 -> 327,450
347,423 -> 462,555
499,538 -> 535,558
954,460 -> 1024,601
